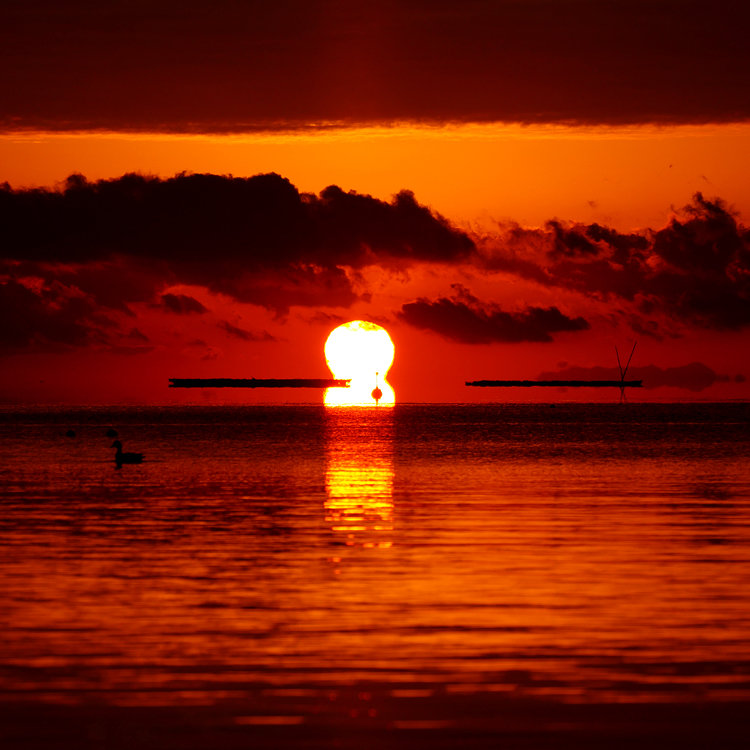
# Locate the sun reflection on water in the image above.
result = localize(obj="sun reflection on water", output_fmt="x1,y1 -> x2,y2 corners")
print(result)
324,407 -> 394,548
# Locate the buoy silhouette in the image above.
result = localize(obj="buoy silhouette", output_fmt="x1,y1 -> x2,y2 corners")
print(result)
371,372 -> 383,404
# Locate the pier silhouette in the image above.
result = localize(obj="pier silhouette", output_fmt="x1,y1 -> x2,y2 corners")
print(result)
169,378 -> 350,389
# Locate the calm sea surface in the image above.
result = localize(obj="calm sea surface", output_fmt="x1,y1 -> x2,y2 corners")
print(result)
1,403 -> 749,741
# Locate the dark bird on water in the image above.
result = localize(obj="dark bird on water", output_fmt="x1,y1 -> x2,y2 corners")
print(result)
105,428 -> 118,438
112,440 -> 144,466
65,429 -> 76,438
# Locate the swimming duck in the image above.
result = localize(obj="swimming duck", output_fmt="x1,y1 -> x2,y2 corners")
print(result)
112,440 -> 144,465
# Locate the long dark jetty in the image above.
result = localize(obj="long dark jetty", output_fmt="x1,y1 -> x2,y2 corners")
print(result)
466,380 -> 643,388
169,378 -> 350,389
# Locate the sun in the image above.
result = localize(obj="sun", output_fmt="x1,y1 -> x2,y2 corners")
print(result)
324,321 -> 395,406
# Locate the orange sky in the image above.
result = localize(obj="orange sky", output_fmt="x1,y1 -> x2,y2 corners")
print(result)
2,1 -> 749,405
2,122 -> 750,404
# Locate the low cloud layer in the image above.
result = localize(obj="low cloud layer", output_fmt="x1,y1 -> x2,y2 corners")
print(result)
1,173 -> 748,361
1,172 -> 472,270
483,193 -> 750,332
160,293 -> 208,315
399,285 -> 589,343
0,278 -> 114,353
218,321 -> 275,342
0,172 -> 471,352
3,2 -> 749,130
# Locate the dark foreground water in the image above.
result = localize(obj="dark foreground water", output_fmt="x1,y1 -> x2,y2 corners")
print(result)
1,403 -> 749,748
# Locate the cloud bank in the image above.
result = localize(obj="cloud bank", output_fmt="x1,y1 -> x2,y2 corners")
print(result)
399,285 -> 589,343
2,1 -> 749,131
1,173 -> 748,359
160,293 -> 208,315
482,194 -> 750,333
0,172 -> 472,352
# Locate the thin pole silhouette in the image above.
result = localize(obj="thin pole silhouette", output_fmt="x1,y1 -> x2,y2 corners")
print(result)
615,341 -> 637,403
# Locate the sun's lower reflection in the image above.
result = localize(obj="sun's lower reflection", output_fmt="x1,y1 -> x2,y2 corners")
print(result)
325,407 -> 394,548
324,381 -> 395,407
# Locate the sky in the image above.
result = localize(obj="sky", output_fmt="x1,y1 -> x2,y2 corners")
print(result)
1,0 -> 749,404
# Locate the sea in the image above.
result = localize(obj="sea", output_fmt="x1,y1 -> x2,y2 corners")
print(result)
1,403 -> 749,749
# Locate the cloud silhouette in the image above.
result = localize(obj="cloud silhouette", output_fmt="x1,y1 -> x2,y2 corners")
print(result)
3,2 -> 749,131
0,278 -> 115,353
218,321 -> 275,342
160,293 -> 208,315
2,173 -> 748,357
399,284 -> 589,343
482,193 -> 750,331
0,172 -> 473,338
0,173 -> 472,268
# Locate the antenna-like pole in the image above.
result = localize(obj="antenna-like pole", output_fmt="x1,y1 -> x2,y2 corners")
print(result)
616,341 -> 637,403
623,341 -> 637,379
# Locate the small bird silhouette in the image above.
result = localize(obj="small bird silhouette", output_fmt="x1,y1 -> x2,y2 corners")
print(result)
105,428 -> 118,438
112,440 -> 144,466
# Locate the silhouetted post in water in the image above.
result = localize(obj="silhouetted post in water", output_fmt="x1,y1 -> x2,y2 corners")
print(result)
371,371 -> 383,404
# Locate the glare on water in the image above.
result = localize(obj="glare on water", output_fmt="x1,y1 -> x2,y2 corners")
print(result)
325,407 -> 394,545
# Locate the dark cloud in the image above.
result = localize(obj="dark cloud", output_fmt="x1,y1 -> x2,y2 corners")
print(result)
160,293 -> 208,315
3,171 -> 748,356
482,193 -> 750,331
218,321 -> 275,342
0,173 -> 472,269
203,266 -> 363,317
125,328 -> 150,343
0,172 -> 472,342
547,220 -> 602,258
538,362 -> 730,392
304,311 -> 350,327
314,186 -> 473,266
2,1 -> 749,130
0,278 -> 114,353
60,260 -> 172,313
398,284 -> 589,343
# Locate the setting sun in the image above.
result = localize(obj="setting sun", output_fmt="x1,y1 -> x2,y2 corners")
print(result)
324,321 -> 395,406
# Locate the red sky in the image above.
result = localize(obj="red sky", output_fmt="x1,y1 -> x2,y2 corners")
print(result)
1,1 -> 749,404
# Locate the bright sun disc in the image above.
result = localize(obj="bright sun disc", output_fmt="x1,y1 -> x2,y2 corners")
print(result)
324,321 -> 395,406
